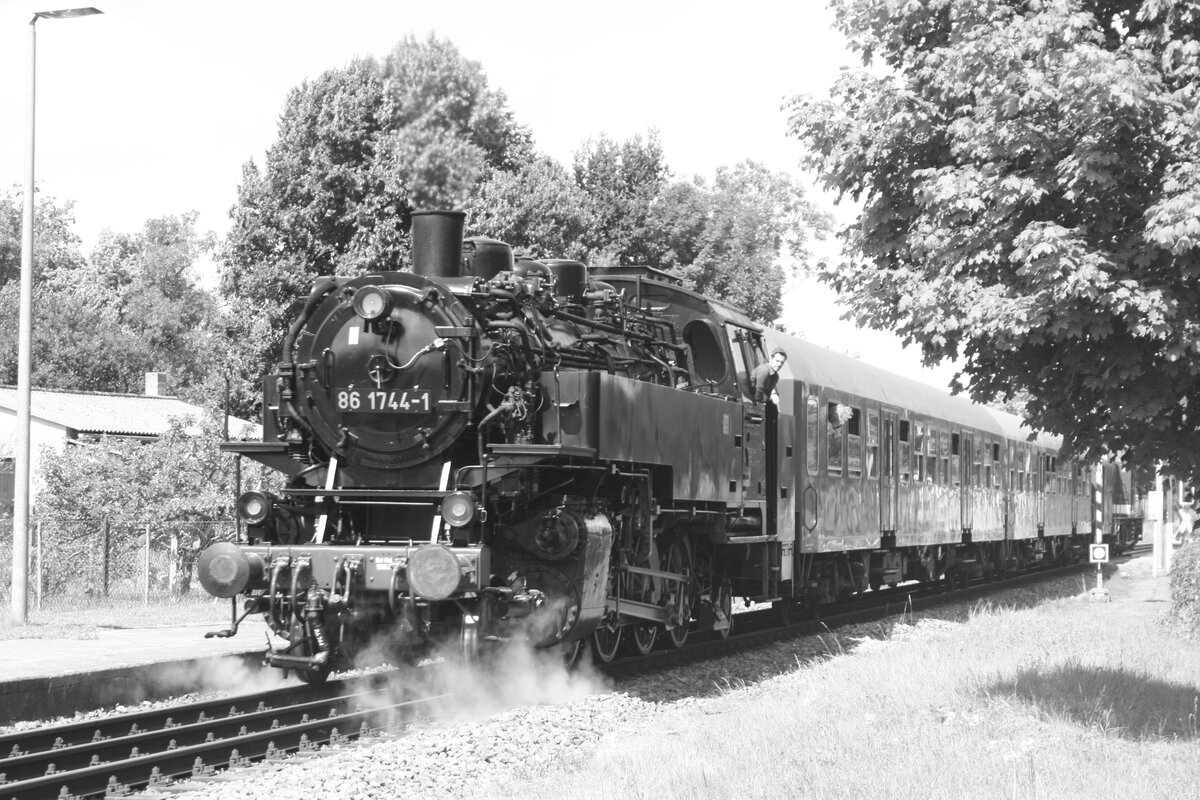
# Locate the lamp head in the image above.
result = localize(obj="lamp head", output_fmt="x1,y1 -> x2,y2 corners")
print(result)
34,8 -> 103,21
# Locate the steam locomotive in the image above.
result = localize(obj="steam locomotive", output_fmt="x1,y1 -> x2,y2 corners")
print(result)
197,210 -> 1101,682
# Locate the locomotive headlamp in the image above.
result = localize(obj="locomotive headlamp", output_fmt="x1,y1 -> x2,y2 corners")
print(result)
406,545 -> 463,601
440,491 -> 477,528
352,286 -> 392,322
236,491 -> 275,525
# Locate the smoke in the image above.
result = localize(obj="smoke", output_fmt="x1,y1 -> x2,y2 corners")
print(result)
346,621 -> 612,729
423,637 -> 610,722
148,654 -> 293,700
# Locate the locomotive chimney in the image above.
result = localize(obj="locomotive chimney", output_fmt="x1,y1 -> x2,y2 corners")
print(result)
411,210 -> 466,278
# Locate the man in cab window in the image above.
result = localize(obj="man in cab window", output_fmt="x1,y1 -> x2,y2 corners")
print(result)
751,348 -> 788,405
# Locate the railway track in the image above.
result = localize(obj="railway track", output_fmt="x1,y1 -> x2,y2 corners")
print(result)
0,557 -> 1093,799
0,674 -> 448,800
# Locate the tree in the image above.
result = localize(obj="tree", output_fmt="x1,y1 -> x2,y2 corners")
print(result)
0,281 -> 151,391
572,132 -> 671,265
220,35 -> 534,390
108,214 -> 222,392
0,213 -> 222,394
0,188 -> 84,288
37,409 -> 273,595
0,189 -> 90,384
654,162 -> 833,324
72,214 -> 223,393
789,0 -> 1200,479
564,133 -> 831,324
464,156 -> 593,259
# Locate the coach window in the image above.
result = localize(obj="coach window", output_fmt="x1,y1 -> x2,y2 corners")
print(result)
925,424 -> 938,483
867,410 -> 880,479
847,407 -> 863,478
984,440 -> 992,489
951,432 -> 961,486
972,435 -> 983,487
960,434 -> 969,487
806,391 -> 819,476
899,419 -> 911,482
940,429 -> 950,485
1008,442 -> 1016,490
914,422 -> 926,482
827,402 -> 844,474
992,442 -> 1002,489
962,434 -> 972,487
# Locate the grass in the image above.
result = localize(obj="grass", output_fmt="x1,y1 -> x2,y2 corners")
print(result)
472,570 -> 1200,800
0,595 -> 232,639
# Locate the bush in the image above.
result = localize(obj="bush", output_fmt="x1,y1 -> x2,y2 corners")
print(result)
1168,541 -> 1200,635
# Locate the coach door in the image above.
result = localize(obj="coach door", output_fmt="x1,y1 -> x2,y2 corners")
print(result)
881,409 -> 899,532
962,432 -> 974,533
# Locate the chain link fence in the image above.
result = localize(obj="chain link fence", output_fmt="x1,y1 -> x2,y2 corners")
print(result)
1,517 -> 236,613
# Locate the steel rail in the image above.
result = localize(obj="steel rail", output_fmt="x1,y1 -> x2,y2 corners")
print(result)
0,675 -> 447,800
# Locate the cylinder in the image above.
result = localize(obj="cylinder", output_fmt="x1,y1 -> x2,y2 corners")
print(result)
463,236 -> 514,280
411,210 -> 466,278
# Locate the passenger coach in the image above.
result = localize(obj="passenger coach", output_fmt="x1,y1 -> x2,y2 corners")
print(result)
596,267 -> 1087,614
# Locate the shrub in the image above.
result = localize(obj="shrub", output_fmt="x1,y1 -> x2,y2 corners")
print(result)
1168,541 -> 1200,635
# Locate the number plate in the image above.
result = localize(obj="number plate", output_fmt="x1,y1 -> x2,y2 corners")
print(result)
335,388 -> 432,414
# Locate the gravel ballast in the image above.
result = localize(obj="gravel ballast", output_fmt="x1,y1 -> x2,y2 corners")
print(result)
153,572 -> 1100,800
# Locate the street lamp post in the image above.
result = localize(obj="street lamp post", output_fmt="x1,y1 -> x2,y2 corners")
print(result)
11,7 -> 103,625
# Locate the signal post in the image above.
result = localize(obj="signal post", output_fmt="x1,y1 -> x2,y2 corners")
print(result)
1089,463 -> 1110,602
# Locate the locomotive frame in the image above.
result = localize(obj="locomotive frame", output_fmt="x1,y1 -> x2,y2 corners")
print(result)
198,210 -> 1098,681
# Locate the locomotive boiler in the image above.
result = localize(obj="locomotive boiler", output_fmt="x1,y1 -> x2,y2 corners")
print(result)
199,209 -> 1098,683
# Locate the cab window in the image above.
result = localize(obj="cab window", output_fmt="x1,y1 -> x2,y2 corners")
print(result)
725,325 -> 765,400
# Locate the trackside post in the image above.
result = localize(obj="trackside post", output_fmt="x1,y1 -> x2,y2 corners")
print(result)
1090,464 -> 1110,602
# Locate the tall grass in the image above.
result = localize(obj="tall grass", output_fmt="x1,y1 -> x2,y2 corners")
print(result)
473,579 -> 1200,800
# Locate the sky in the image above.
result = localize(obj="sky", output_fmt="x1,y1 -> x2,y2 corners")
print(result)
0,0 -> 959,390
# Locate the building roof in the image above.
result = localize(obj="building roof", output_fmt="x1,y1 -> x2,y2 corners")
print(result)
0,386 -> 259,439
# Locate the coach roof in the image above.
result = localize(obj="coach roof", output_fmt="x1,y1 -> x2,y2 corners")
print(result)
767,332 -> 1059,448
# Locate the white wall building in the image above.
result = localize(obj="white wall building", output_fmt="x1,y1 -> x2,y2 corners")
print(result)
0,374 -> 258,508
